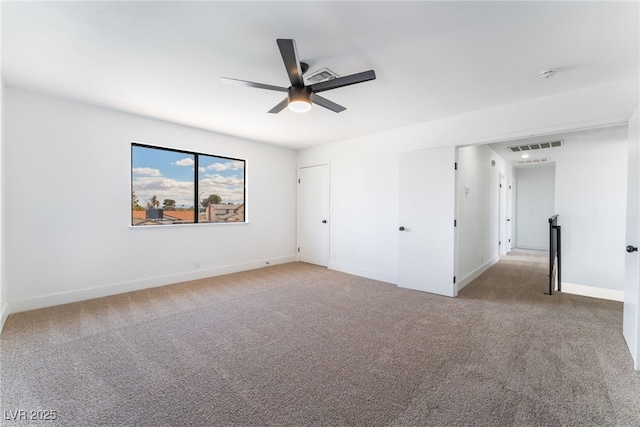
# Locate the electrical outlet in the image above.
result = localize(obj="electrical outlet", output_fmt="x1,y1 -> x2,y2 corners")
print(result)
194,259 -> 201,269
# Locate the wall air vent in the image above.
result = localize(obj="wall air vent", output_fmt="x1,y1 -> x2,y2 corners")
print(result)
509,140 -> 563,152
518,157 -> 552,165
305,68 -> 340,84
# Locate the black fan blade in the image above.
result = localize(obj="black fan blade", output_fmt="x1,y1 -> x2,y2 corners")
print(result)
311,93 -> 346,113
268,98 -> 289,114
276,39 -> 304,87
221,77 -> 287,92
309,70 -> 376,93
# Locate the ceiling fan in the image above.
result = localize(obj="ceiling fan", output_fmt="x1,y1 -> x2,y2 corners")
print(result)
221,39 -> 376,114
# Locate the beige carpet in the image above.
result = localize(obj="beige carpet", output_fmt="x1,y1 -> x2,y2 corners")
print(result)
1,250 -> 639,426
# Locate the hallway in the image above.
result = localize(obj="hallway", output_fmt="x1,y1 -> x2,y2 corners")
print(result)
461,249 -> 552,300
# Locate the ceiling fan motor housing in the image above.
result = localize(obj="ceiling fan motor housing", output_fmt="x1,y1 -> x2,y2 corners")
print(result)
288,85 -> 312,103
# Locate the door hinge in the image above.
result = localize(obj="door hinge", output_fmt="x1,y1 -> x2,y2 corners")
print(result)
499,241 -> 501,245
454,219 -> 457,227
453,276 -> 456,284
298,179 -> 300,184
509,185 -> 512,190
508,239 -> 511,243
297,247 -> 300,253
454,162 -> 457,170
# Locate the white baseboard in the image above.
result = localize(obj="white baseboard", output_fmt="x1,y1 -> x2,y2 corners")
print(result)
1,302 -> 9,333
5,256 -> 296,315
560,282 -> 624,302
517,244 -> 548,251
328,257 -> 500,292
328,262 -> 398,286
457,256 -> 500,292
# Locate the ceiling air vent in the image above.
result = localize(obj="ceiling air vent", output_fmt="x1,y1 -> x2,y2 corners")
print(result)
509,140 -> 563,152
518,157 -> 552,165
305,68 -> 340,84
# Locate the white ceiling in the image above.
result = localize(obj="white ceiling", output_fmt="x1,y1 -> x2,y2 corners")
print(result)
2,1 -> 638,150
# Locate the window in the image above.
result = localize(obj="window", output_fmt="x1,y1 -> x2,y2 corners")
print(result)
131,144 -> 245,226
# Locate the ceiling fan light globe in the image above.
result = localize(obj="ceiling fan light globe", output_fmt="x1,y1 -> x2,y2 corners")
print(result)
288,100 -> 312,113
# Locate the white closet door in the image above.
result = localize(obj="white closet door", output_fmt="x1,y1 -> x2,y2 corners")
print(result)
298,164 -> 330,267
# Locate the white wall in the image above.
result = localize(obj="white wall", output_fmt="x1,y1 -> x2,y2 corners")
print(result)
515,166 -> 556,250
300,143 -> 400,283
0,80 -> 6,327
4,87 -> 297,313
297,79 -> 637,286
555,131 -> 628,294
0,4 -> 6,330
456,145 -> 513,289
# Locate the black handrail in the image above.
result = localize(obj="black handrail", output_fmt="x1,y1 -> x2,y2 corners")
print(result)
548,215 -> 561,295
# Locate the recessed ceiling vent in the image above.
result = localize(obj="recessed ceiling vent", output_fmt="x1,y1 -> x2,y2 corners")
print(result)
518,157 -> 552,165
305,68 -> 340,84
509,140 -> 563,152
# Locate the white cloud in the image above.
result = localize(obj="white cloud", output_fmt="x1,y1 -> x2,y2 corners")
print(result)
132,167 -> 162,177
133,167 -> 246,207
202,173 -> 243,186
174,158 -> 195,167
206,160 -> 244,172
133,177 -> 195,207
198,173 -> 245,204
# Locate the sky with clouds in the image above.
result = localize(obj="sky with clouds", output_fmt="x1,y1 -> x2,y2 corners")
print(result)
132,145 -> 245,209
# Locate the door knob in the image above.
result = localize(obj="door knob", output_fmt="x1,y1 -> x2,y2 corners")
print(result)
627,245 -> 639,253
399,226 -> 405,231
322,220 -> 327,224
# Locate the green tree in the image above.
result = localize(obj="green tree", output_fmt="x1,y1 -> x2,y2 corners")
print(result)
201,194 -> 221,209
146,195 -> 160,209
162,199 -> 176,210
132,190 -> 144,211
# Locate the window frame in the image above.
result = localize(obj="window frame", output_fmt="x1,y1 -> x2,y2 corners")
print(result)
131,142 -> 246,226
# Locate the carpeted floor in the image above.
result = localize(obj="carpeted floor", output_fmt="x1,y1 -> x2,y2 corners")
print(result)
1,250 -> 639,426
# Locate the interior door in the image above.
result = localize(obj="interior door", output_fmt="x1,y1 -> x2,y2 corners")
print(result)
507,179 -> 514,252
399,146 -> 457,297
623,110 -> 640,370
499,173 -> 506,256
298,164 -> 330,267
